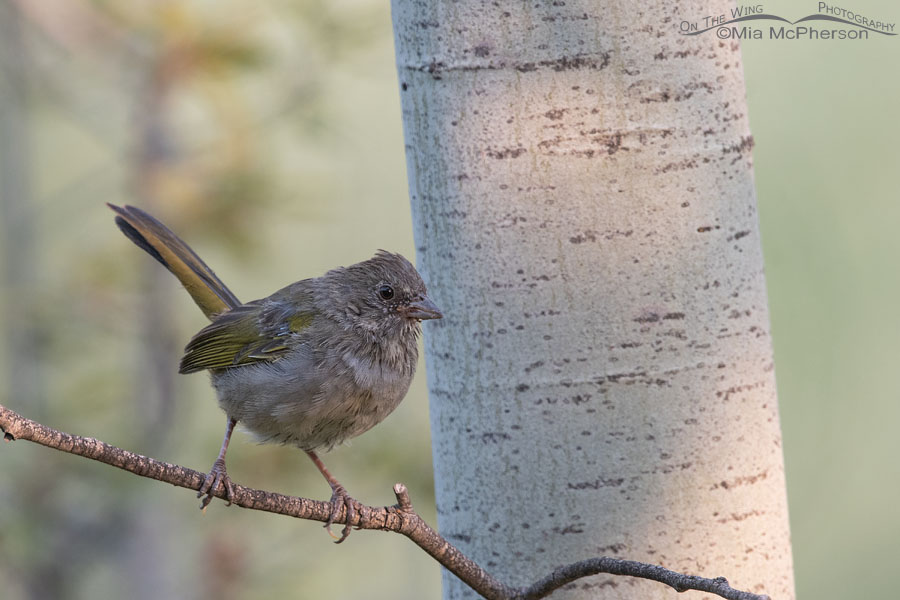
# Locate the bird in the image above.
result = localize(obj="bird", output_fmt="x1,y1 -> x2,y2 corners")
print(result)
108,204 -> 441,542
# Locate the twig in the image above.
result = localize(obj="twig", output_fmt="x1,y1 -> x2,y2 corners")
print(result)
0,404 -> 769,600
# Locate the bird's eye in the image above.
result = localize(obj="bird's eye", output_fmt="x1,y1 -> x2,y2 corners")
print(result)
378,285 -> 394,300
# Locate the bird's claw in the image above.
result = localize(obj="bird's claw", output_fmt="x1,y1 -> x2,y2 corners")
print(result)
198,458 -> 234,509
325,484 -> 361,543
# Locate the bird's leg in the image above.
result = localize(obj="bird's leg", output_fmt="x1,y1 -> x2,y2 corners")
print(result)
198,416 -> 237,509
305,450 -> 361,543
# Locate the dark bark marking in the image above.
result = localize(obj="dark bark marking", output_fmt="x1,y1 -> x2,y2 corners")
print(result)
407,52 -> 610,78
656,158 -> 698,174
477,432 -> 512,444
715,510 -> 765,524
554,522 -> 587,535
544,108 -> 567,120
486,146 -> 526,159
723,135 -> 755,155
568,478 -> 625,490
710,469 -> 770,491
634,313 -> 660,323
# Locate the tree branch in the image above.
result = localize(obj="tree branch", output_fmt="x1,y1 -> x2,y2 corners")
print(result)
0,404 -> 769,600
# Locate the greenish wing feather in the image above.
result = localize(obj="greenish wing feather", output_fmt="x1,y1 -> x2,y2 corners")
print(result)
179,296 -> 314,374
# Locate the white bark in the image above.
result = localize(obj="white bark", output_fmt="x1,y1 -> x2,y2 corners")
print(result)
391,1 -> 794,599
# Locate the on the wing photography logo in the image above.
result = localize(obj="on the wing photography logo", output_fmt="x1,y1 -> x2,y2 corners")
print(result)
680,3 -> 896,40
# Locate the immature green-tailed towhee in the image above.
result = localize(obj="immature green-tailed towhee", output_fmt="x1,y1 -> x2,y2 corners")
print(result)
108,204 -> 441,542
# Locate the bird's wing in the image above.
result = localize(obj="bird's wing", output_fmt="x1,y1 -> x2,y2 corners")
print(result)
179,284 -> 315,374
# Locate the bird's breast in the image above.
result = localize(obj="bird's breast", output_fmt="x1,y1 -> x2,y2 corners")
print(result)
212,336 -> 417,451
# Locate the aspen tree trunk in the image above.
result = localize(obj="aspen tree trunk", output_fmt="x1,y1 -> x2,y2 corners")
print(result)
392,1 -> 794,599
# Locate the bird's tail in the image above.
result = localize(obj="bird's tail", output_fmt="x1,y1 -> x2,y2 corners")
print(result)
108,204 -> 241,320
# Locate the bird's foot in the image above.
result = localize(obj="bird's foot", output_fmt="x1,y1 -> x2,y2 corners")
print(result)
325,483 -> 362,544
197,458 -> 235,509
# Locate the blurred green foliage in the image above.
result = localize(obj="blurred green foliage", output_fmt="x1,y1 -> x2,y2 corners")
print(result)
0,1 -> 897,599
0,1 -> 437,599
745,2 -> 900,597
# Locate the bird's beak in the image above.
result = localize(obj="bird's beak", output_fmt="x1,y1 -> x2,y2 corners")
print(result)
403,295 -> 443,320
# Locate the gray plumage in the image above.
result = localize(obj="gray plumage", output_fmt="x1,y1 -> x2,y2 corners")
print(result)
209,252 -> 425,451
109,204 -> 441,541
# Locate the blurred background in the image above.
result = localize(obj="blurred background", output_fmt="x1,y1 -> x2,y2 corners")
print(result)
0,1 -> 896,599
